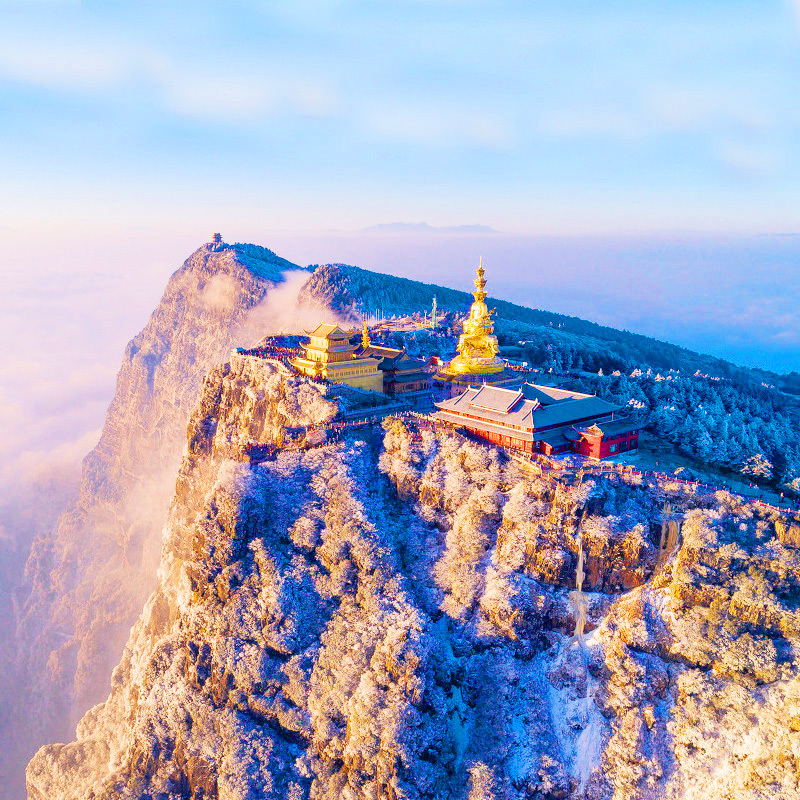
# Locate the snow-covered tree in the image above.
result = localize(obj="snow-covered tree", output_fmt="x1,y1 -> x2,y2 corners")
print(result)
740,453 -> 773,480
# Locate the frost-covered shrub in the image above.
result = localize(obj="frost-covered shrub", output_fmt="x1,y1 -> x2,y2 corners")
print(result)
467,761 -> 508,800
435,486 -> 502,618
714,632 -> 780,685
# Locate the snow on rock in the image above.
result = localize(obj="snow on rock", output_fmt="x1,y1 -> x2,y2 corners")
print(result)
27,390 -> 800,799
10,243 -> 315,786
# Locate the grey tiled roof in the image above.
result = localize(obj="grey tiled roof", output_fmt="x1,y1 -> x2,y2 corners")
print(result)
432,410 -> 535,442
534,429 -> 572,448
435,383 -> 620,431
386,370 -> 430,384
467,385 -> 525,413
520,383 -> 593,404
534,397 -> 619,427
576,417 -> 641,437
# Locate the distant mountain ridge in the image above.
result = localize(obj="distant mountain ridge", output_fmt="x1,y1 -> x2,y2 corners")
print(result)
362,221 -> 497,234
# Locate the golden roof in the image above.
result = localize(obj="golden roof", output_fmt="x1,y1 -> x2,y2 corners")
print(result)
306,322 -> 350,338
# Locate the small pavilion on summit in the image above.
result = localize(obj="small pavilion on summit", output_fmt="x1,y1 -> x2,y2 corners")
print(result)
433,382 -> 640,458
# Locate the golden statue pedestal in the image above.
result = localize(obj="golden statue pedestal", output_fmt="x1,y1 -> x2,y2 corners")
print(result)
442,355 -> 504,376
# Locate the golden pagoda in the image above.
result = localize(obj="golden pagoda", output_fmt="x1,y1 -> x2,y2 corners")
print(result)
441,258 -> 503,376
290,323 -> 384,392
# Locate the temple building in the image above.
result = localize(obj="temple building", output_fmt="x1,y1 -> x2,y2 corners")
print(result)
290,322 -> 431,402
433,259 -> 527,398
357,323 -> 431,401
290,323 -> 384,392
433,382 -> 640,458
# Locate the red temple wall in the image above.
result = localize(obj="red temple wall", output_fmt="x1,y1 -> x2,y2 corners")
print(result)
598,431 -> 639,458
447,409 -> 639,460
463,425 -> 533,454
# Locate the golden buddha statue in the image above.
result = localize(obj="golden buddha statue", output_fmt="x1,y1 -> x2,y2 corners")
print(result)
443,258 -> 504,375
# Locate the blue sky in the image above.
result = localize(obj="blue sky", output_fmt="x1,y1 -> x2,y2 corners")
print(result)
1,0 -> 800,235
2,3 -> 800,545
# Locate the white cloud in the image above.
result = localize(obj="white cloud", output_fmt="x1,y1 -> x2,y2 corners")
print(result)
0,355 -> 108,559
10,427 -> 100,490
0,0 -> 78,9
200,274 -> 242,310
646,86 -> 773,133
789,0 -> 800,28
535,87 -> 776,143
536,108 -> 642,139
237,269 -> 351,343
364,104 -> 516,149
149,58 -> 339,122
0,37 -> 129,90
0,26 -> 339,123
716,140 -> 781,177
0,358 -> 112,490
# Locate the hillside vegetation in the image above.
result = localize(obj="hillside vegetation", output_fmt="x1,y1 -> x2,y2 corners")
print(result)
27,360 -> 800,800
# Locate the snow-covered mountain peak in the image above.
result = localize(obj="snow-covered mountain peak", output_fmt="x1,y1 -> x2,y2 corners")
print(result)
8,242 -> 318,798
191,241 -> 307,283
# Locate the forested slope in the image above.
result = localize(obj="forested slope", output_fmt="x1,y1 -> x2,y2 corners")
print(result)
27,361 -> 800,800
300,262 -> 788,386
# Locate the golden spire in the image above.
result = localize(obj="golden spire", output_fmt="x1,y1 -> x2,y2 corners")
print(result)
473,256 -> 487,303
362,319 -> 370,348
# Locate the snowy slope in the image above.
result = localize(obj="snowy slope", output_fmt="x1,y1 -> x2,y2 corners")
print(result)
27,359 -> 800,799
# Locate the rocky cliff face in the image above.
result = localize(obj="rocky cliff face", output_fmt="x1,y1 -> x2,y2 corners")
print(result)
27,357 -> 800,800
10,243 -> 312,790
